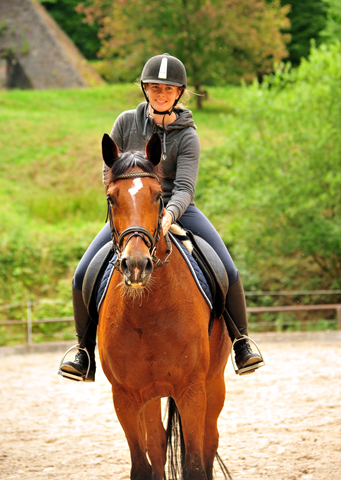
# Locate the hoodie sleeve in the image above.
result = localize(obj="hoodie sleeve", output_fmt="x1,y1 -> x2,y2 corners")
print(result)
165,128 -> 200,222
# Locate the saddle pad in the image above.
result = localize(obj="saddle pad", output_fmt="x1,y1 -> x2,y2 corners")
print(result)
96,238 -> 213,312
96,254 -> 117,312
169,233 -> 213,309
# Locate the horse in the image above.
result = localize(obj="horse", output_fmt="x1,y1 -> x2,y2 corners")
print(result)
98,131 -> 231,480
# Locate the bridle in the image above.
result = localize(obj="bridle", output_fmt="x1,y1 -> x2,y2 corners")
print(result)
106,171 -> 172,273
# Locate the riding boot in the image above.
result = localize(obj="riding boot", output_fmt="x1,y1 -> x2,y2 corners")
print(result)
226,274 -> 264,375
59,285 -> 97,382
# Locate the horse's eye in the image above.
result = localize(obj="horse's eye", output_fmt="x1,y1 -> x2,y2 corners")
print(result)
107,196 -> 116,206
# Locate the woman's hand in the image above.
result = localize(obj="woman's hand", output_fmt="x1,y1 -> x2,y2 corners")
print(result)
162,210 -> 173,235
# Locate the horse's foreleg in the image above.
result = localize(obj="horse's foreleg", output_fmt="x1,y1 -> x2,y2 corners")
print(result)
144,398 -> 167,480
203,373 -> 226,480
176,379 -> 208,480
112,386 -> 152,480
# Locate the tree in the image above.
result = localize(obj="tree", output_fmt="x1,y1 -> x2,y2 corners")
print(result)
279,0 -> 328,65
321,0 -> 341,43
78,0 -> 290,106
40,0 -> 101,59
196,43 -> 341,289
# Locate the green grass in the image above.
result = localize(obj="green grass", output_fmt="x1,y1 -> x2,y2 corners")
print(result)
0,84 -> 243,319
1,45 -> 341,344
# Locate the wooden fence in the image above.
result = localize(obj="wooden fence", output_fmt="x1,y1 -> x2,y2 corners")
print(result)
1,294 -> 341,346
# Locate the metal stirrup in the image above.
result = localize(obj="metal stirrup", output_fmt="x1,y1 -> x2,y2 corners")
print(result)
57,344 -> 91,382
231,335 -> 265,376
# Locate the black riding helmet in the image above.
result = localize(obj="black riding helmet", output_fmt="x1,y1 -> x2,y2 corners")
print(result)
141,53 -> 187,115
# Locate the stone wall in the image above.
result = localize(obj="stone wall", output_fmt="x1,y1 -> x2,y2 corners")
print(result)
0,0 -> 104,89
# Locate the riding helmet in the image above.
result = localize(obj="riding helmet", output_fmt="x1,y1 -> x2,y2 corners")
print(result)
141,53 -> 187,113
141,53 -> 187,88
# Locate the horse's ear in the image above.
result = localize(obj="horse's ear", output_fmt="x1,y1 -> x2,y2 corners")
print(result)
145,132 -> 162,166
102,133 -> 119,168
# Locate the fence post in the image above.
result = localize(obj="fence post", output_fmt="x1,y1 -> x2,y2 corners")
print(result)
27,297 -> 32,346
337,306 -> 341,331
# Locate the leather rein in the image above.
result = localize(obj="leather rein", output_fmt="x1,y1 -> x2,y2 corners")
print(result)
106,171 -> 172,273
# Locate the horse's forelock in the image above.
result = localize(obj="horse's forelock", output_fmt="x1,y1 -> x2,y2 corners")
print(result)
104,150 -> 163,188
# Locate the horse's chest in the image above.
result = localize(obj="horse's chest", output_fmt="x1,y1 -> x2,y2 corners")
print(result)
101,321 -> 201,390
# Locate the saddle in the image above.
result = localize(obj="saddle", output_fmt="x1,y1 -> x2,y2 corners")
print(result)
169,225 -> 228,319
82,226 -> 228,324
83,241 -> 115,323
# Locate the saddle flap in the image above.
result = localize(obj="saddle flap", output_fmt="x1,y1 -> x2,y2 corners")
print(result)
171,226 -> 228,318
82,241 -> 114,322
192,235 -> 229,298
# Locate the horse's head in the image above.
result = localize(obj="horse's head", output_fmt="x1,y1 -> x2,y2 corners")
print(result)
102,133 -> 165,289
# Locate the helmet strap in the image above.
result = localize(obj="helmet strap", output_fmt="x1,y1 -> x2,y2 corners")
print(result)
150,105 -> 174,116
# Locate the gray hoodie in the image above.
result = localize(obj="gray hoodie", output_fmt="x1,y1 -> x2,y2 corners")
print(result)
108,102 -> 200,222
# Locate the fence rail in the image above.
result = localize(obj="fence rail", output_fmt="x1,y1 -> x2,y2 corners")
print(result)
1,304 -> 341,346
247,304 -> 341,330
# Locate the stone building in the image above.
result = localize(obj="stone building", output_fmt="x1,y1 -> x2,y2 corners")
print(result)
0,0 -> 104,89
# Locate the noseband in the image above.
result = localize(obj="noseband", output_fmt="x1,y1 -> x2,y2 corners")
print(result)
106,172 -> 172,272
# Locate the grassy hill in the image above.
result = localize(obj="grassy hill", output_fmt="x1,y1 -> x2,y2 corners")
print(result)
0,84 -> 242,328
1,43 -> 341,341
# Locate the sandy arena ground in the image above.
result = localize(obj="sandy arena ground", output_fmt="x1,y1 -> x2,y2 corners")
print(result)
0,332 -> 340,480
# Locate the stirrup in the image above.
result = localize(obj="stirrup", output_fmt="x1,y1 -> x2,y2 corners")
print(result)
57,344 -> 91,382
231,335 -> 265,376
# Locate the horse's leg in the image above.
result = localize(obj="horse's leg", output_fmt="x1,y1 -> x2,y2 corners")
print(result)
203,373 -> 227,480
204,317 -> 230,480
176,377 -> 208,480
144,398 -> 167,480
112,385 -> 152,480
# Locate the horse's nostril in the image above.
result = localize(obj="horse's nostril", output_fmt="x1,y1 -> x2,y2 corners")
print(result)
121,258 -> 129,275
144,257 -> 153,277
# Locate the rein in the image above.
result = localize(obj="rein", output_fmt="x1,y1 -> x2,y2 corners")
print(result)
106,171 -> 172,273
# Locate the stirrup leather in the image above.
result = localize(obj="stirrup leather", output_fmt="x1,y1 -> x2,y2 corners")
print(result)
232,335 -> 265,376
57,344 -> 91,382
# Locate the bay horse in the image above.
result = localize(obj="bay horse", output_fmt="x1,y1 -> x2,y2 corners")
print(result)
98,132 -> 231,480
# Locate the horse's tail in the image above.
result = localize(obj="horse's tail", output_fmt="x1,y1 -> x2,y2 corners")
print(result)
166,397 -> 185,480
215,451 -> 234,480
166,398 -> 233,480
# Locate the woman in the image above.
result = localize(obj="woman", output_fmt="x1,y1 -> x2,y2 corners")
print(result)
60,53 -> 264,382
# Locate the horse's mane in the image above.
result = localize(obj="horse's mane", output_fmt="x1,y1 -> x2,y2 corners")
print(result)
104,151 -> 164,188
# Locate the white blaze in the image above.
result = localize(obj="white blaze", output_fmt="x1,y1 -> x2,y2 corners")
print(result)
129,178 -> 143,197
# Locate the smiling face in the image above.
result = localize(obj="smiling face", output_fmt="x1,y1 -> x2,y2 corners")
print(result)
144,83 -> 182,114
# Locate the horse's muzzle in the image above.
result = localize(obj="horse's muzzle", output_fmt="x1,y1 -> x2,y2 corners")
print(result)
120,253 -> 154,288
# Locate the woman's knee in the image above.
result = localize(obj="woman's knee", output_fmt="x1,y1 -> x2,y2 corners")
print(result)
72,223 -> 112,290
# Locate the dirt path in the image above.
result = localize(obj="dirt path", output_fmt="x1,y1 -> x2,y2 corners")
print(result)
0,332 -> 340,480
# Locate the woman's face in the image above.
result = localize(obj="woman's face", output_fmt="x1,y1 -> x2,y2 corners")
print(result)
144,83 -> 182,112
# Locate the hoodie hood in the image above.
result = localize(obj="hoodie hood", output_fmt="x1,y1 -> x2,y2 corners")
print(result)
136,102 -> 197,160
136,102 -> 196,135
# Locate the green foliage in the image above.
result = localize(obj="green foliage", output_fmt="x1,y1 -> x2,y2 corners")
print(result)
279,0 -> 328,65
79,0 -> 290,92
0,20 -> 8,35
196,43 -> 341,292
0,85 -> 144,318
40,0 -> 101,59
1,45 -> 341,342
321,0 -> 341,43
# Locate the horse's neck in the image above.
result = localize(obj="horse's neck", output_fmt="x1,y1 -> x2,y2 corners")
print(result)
152,235 -> 184,284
